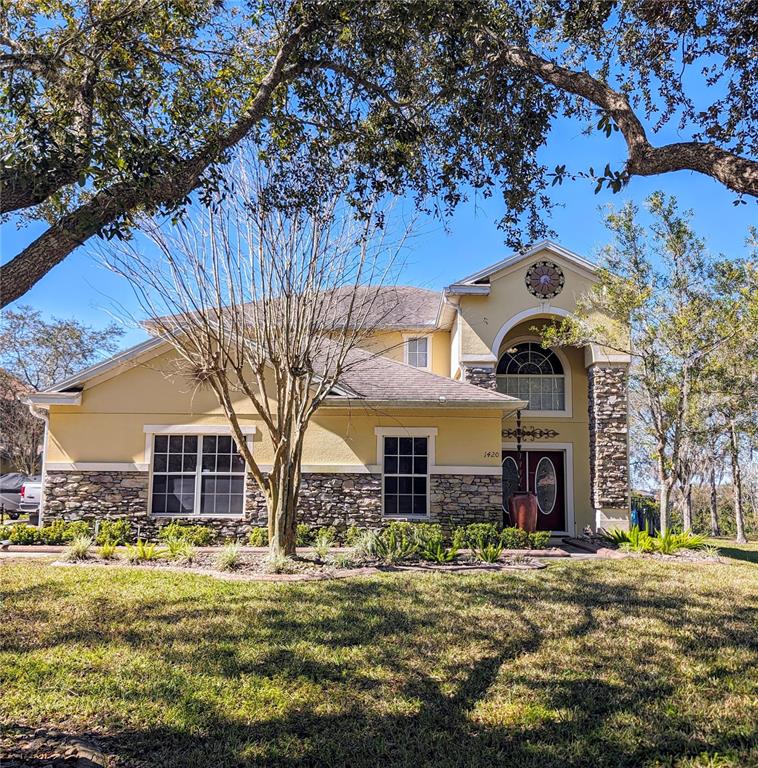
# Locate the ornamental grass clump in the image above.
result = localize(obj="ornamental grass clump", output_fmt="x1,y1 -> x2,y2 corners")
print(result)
164,537 -> 197,563
63,535 -> 93,562
215,542 -> 241,571
313,528 -> 334,560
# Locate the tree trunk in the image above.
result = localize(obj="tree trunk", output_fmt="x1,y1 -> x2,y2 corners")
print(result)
682,483 -> 692,533
729,420 -> 747,544
709,464 -> 720,537
268,456 -> 302,557
657,454 -> 669,534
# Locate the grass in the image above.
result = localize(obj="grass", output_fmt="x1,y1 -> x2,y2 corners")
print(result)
1,558 -> 756,767
707,537 -> 758,565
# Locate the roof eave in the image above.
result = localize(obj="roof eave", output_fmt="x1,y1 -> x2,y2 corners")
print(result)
319,397 -> 526,410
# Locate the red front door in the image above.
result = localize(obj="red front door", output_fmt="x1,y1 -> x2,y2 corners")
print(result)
502,450 -> 566,532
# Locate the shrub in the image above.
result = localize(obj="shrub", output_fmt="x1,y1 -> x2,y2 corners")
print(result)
528,531 -> 552,549
63,535 -> 93,561
7,524 -> 40,545
420,540 -> 458,564
411,523 -> 443,549
97,542 -> 118,560
96,519 -> 132,545
215,542 -> 241,571
499,526 -> 530,549
380,521 -> 417,549
313,528 -> 334,560
157,522 -> 213,546
672,531 -> 707,551
125,539 -> 164,563
296,523 -> 313,546
603,527 -> 632,545
375,525 -> 417,564
248,527 -> 268,547
40,520 -> 91,545
451,526 -> 467,551
263,552 -> 296,574
332,552 -> 357,569
455,523 -> 500,549
472,541 -> 504,563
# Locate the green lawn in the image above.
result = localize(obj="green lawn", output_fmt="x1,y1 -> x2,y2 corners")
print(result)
1,558 -> 756,767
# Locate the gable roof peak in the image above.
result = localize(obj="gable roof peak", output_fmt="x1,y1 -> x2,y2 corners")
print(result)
450,239 -> 597,288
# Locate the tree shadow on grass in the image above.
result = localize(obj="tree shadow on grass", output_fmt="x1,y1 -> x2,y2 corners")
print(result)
717,546 -> 758,564
2,562 -> 757,767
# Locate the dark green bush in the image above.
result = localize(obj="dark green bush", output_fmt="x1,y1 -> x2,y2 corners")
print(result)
39,520 -> 90,545
248,527 -> 268,547
528,531 -> 552,549
96,519 -> 132,545
344,525 -> 364,547
7,524 -> 40,545
453,523 -> 500,549
410,523 -> 443,549
499,526 -> 530,549
157,522 -> 213,546
296,523 -> 313,546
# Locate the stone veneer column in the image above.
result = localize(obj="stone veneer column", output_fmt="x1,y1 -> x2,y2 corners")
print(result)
460,364 -> 497,390
587,365 -> 630,530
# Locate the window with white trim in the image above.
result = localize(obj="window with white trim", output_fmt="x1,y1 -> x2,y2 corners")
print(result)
406,336 -> 429,368
496,342 -> 566,411
151,434 -> 245,516
382,436 -> 428,516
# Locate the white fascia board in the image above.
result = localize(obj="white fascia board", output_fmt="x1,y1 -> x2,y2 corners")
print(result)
24,392 -> 82,407
143,424 -> 257,435
319,397 -> 526,410
451,240 -> 598,287
460,353 -> 498,365
48,336 -> 166,392
443,284 -> 492,296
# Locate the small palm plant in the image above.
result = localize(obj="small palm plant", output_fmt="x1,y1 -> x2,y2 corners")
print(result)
97,541 -> 118,560
125,539 -> 163,563
375,527 -> 417,564
472,541 -> 504,563
164,536 -> 196,562
420,540 -> 459,564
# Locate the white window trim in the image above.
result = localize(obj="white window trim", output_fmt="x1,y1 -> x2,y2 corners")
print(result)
496,335 -> 572,418
375,427 -> 437,519
403,334 -> 432,371
146,428 -> 254,519
501,441 -> 575,536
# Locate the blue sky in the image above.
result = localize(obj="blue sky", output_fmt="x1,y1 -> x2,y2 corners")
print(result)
2,113 -> 755,349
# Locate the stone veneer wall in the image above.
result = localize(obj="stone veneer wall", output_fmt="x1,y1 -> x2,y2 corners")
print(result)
42,470 -> 502,540
588,365 -> 629,510
461,365 -> 497,391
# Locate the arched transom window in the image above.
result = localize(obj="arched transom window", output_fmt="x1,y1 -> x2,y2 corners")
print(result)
497,342 -> 566,411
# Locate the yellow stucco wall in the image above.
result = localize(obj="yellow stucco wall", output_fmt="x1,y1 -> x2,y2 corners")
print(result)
356,330 -> 450,377
457,248 -> 599,356
45,346 -> 500,470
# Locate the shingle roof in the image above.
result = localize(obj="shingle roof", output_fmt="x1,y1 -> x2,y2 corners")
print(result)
326,346 -> 523,408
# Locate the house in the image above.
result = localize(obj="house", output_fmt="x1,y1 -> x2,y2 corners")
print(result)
26,241 -> 630,540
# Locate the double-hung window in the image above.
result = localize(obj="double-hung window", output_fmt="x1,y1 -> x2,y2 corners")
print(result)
406,336 -> 429,369
382,436 -> 428,516
150,433 -> 245,516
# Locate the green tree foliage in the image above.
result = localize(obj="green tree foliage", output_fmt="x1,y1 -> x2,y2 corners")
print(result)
0,307 -> 124,473
542,193 -> 755,534
2,1 -> 756,304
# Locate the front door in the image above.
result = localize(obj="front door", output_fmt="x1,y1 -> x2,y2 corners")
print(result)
502,450 -> 566,532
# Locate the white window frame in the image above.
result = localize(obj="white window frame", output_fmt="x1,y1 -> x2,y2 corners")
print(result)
403,334 -> 432,371
375,427 -> 436,519
144,425 -> 255,518
495,336 -> 572,418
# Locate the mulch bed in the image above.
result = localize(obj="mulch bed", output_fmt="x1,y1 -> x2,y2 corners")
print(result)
48,550 -> 548,582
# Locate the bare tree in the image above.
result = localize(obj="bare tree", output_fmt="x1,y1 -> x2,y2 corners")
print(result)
106,157 -> 407,556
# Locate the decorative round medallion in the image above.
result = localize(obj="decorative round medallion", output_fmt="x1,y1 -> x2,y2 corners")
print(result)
525,261 -> 565,299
